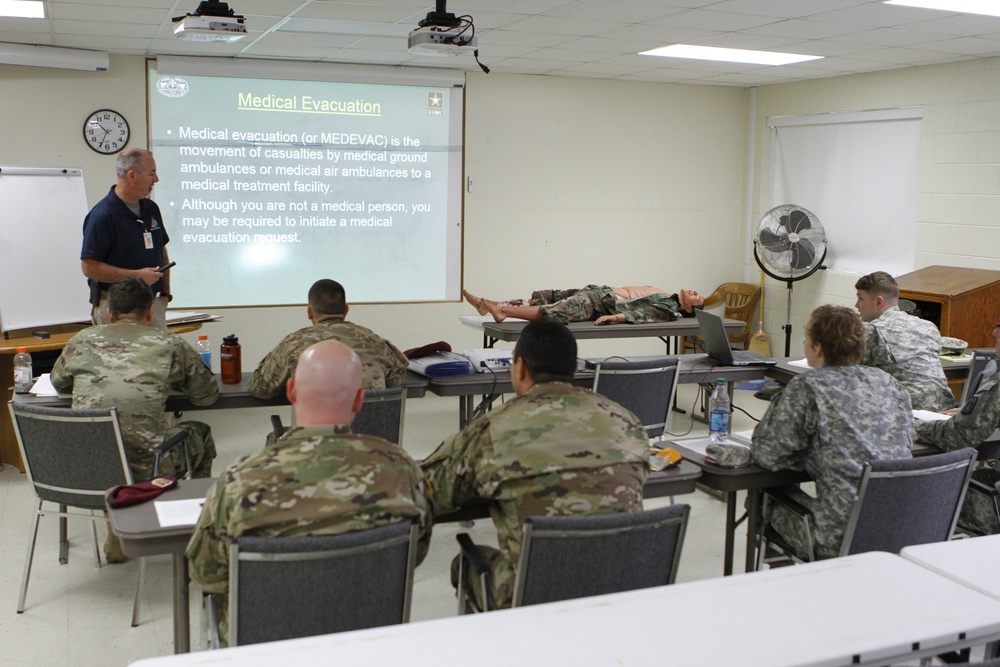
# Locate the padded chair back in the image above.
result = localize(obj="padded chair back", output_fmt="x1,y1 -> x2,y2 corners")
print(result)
9,402 -> 132,509
512,504 -> 689,608
353,387 -> 406,444
229,520 -> 418,647
681,282 -> 760,352
841,448 -> 976,556
960,349 -> 998,406
591,357 -> 679,438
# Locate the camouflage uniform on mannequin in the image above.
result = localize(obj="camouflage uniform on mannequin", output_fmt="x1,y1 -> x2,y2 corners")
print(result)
916,320 -> 1000,534
752,305 -> 913,560
187,341 -> 430,645
464,286 -> 704,326
856,271 -> 954,411
421,321 -> 649,610
249,279 -> 408,397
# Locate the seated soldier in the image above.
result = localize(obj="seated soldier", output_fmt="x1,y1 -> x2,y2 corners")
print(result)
249,278 -> 409,397
187,340 -> 431,645
51,276 -> 219,562
421,320 -> 650,610
855,271 -> 954,411
463,285 -> 703,325
916,319 -> 1000,534
752,304 -> 914,560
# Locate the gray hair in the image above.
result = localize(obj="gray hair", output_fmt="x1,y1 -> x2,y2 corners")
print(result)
115,148 -> 150,180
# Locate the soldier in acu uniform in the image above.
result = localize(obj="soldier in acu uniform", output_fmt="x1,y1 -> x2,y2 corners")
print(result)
421,320 -> 650,611
752,305 -> 913,560
855,271 -> 954,411
916,320 -> 1000,534
51,276 -> 218,562
248,278 -> 408,397
187,340 -> 430,645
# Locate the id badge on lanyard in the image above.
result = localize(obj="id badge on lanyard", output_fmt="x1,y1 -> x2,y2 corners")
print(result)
140,218 -> 153,250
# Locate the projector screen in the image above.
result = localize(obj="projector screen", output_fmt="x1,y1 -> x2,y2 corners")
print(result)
147,57 -> 464,308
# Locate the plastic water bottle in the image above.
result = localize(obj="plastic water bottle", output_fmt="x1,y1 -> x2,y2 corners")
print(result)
708,378 -> 731,443
220,334 -> 242,385
13,346 -> 32,393
196,334 -> 211,369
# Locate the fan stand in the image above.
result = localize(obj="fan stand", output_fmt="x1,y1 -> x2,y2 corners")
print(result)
752,242 -> 827,400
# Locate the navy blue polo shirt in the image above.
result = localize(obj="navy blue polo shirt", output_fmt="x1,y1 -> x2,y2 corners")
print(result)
81,185 -> 170,294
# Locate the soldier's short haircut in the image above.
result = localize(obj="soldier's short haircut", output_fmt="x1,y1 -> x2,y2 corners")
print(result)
116,148 -> 150,180
513,320 -> 577,381
806,304 -> 866,366
855,271 -> 899,300
108,276 -> 154,318
308,279 -> 347,317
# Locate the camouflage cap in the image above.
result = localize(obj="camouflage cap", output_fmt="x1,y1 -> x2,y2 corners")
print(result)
706,441 -> 751,468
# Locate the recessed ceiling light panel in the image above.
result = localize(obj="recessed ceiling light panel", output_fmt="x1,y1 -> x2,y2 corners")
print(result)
884,0 -> 1000,19
0,0 -> 44,19
640,44 -> 822,66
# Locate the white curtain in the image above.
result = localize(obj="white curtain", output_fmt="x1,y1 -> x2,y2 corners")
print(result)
768,107 -> 923,276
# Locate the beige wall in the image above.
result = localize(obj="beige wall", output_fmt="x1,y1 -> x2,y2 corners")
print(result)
1,58 -> 748,366
751,56 -> 1000,356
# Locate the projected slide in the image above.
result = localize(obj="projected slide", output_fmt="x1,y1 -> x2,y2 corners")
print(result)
147,60 -> 463,308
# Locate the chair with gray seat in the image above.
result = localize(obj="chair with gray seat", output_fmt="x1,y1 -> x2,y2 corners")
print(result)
590,356 -> 680,439
353,387 -> 406,444
757,448 -> 977,567
270,386 -> 406,444
456,504 -> 689,613
210,520 -> 418,647
9,401 -> 187,624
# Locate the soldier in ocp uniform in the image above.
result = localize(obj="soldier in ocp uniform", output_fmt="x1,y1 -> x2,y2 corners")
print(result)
421,320 -> 650,611
855,271 -> 954,411
248,278 -> 408,397
752,305 -> 914,560
187,340 -> 430,645
916,319 -> 1000,534
51,276 -> 219,562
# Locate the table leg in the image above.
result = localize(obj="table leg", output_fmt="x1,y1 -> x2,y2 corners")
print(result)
724,491 -> 736,576
172,553 -> 190,653
745,488 -> 761,573
459,396 -> 472,430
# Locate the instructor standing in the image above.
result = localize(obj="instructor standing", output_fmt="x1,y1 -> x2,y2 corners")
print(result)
82,148 -> 172,328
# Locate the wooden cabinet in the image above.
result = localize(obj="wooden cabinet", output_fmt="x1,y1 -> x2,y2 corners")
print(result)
896,266 -> 1000,348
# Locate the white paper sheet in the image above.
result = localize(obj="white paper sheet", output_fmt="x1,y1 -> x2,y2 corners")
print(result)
154,498 -> 205,527
913,409 -> 951,422
29,373 -> 65,397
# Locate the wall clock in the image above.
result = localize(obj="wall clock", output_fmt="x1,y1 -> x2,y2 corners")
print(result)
83,109 -> 130,154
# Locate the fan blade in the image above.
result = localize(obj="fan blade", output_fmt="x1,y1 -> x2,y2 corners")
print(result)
787,209 -> 812,234
790,238 -> 816,271
758,228 -> 791,252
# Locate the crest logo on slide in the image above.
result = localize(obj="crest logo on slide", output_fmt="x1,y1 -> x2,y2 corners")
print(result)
156,76 -> 190,98
427,91 -> 444,115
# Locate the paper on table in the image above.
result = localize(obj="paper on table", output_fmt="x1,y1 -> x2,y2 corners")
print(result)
675,429 -> 755,457
154,498 -> 205,527
913,409 -> 951,422
788,358 -> 810,368
29,373 -> 67,397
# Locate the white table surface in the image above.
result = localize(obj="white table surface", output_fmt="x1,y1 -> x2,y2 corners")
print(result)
902,534 -> 1000,602
130,551 -> 1000,667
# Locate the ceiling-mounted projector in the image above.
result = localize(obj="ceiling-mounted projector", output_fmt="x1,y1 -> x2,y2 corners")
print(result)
173,1 -> 247,42
408,0 -> 477,56
408,25 -> 477,56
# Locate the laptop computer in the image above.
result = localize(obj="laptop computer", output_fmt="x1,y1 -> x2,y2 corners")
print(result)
695,309 -> 776,366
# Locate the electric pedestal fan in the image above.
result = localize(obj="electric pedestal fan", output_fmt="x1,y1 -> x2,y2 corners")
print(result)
752,205 -> 828,357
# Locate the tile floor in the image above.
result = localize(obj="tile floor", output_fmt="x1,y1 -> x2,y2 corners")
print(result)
0,383 -> 971,665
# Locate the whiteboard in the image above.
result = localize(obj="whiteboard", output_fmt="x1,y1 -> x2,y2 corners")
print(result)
0,167 -> 93,333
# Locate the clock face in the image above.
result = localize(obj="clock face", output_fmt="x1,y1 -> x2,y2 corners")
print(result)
83,109 -> 130,154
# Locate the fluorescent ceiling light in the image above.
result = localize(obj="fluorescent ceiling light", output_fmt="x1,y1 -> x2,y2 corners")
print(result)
640,44 -> 822,66
278,18 -> 411,38
884,0 -> 1000,18
0,0 -> 44,18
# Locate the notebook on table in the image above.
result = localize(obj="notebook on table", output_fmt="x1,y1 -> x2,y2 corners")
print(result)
695,309 -> 776,367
